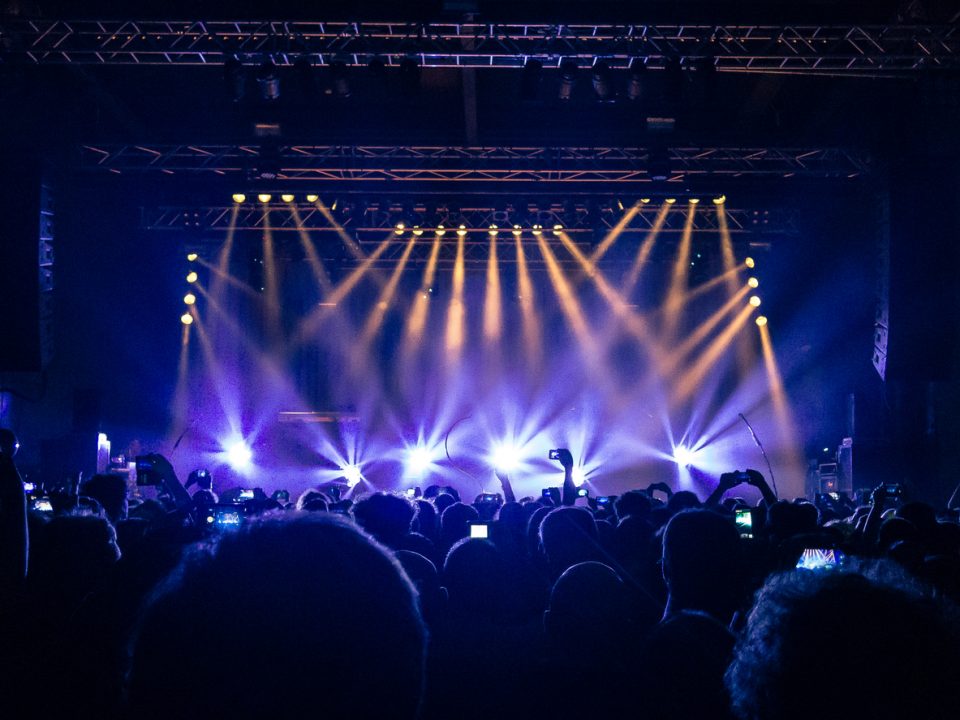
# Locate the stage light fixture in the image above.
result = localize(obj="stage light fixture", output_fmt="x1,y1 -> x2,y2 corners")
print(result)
748,277 -> 759,288
341,464 -> 363,487
327,60 -> 351,99
558,58 -> 579,101
713,194 -> 726,205
488,224 -> 499,236
187,252 -> 198,262
491,442 -> 521,471
552,223 -> 563,235
665,198 -> 677,204
512,224 -> 523,236
673,445 -> 696,467
406,446 -> 433,475
306,194 -> 319,203
749,295 -> 762,307
394,222 -> 405,235
689,198 -> 700,204
232,193 -> 246,203
256,58 -> 280,101
640,198 -> 651,204
532,224 -> 543,235
457,225 -> 468,236
626,60 -> 647,101
180,312 -> 193,326
413,226 -> 424,236
756,315 -> 768,327
226,440 -> 253,470
183,293 -> 196,305
591,59 -> 613,101
186,271 -> 198,283
281,193 -> 294,203
257,193 -> 272,203
745,257 -> 755,268
436,225 -> 446,236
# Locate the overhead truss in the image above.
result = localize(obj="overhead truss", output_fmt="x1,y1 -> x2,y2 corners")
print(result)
3,19 -> 958,76
82,144 -> 870,181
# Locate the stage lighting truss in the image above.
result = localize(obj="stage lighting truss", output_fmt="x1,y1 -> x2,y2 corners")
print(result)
5,19 -> 958,77
81,144 -> 872,182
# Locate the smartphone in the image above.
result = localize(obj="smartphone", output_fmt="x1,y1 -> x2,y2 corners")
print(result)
208,505 -> 244,527
576,487 -> 589,498
470,523 -> 489,539
238,489 -> 255,501
883,483 -> 903,499
735,508 -> 754,538
828,492 -> 840,501
22,481 -> 36,494
796,547 -> 845,570
548,449 -> 560,460
135,456 -> 163,486
32,498 -> 54,513
596,495 -> 611,505
479,492 -> 500,503
735,470 -> 751,482
405,488 -> 417,498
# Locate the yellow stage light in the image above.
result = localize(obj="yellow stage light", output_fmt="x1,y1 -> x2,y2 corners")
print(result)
281,193 -> 294,203
489,224 -> 499,236
532,224 -> 543,235
413,226 -> 424,236
756,315 -> 768,327
394,222 -> 405,235
640,198 -> 651,204
689,198 -> 700,204
306,194 -> 319,203
552,223 -> 563,235
665,198 -> 676,204
749,295 -> 762,307
512,224 -> 522,236
713,194 -> 726,205
457,225 -> 468,236
745,256 -> 755,268
183,293 -> 196,305
186,252 -> 198,262
748,277 -> 759,288
180,312 -> 193,325
232,193 -> 246,203
186,271 -> 198,283
436,225 -> 446,236
257,193 -> 272,203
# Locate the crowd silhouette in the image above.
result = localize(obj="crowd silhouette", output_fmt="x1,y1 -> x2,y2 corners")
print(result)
1,426 -> 959,719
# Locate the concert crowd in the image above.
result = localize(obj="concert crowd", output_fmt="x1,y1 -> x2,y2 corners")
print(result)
0,427 -> 958,719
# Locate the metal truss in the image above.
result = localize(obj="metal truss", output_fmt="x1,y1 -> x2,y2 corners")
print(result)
82,144 -> 871,181
144,203 -> 798,243
4,19 -> 958,76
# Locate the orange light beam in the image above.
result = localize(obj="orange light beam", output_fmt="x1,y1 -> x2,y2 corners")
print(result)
588,202 -> 641,265
483,231 -> 503,344
760,322 -> 806,491
291,206 -> 333,294
719,203 -> 755,375
444,227 -> 467,366
401,232 -> 443,358
210,205 -> 239,303
314,199 -> 387,287
661,201 -> 697,340
664,284 -> 752,367
515,235 -> 543,371
197,258 -> 262,299
168,322 -> 192,440
189,308 -> 242,435
622,202 -> 670,295
357,234 -> 417,352
260,208 -> 283,342
672,304 -> 756,407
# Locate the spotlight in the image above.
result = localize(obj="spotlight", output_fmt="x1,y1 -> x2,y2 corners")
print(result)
281,193 -> 294,203
491,442 -> 521,471
436,225 -> 446,236
673,445 -> 696,467
457,225 -> 468,236
552,223 -> 563,235
186,252 -> 198,262
689,198 -> 700,204
406,446 -> 433,476
591,59 -> 614,102
186,271 -> 198,283
745,257 -> 755,268
626,60 -> 647,101
183,293 -> 196,305
394,222 -> 405,235
558,58 -> 578,101
749,295 -> 762,307
226,440 -> 253,470
712,194 -> 726,205
665,198 -> 677,204
532,224 -> 543,235
572,467 -> 587,486
256,58 -> 280,101
488,224 -> 499,236
341,464 -> 363,487
413,226 -> 424,236
306,194 -> 319,203
232,193 -> 246,203
512,224 -> 522,236
756,315 -> 768,327
180,312 -> 193,326
748,277 -> 759,288
257,193 -> 272,203
640,198 -> 651,204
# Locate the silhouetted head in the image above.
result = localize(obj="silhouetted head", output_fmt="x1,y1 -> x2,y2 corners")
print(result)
81,473 -> 129,525
433,492 -> 456,514
352,492 -> 415,548
539,507 -> 601,578
439,502 -> 479,549
129,514 -> 425,719
296,488 -> 329,511
396,549 -> 445,623
413,499 -> 438,540
727,564 -> 960,720
0,427 -> 19,457
615,489 -> 652,521
29,514 -> 121,606
662,509 -> 742,622
667,490 -> 701,514
443,537 -> 506,618
767,500 -> 819,543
